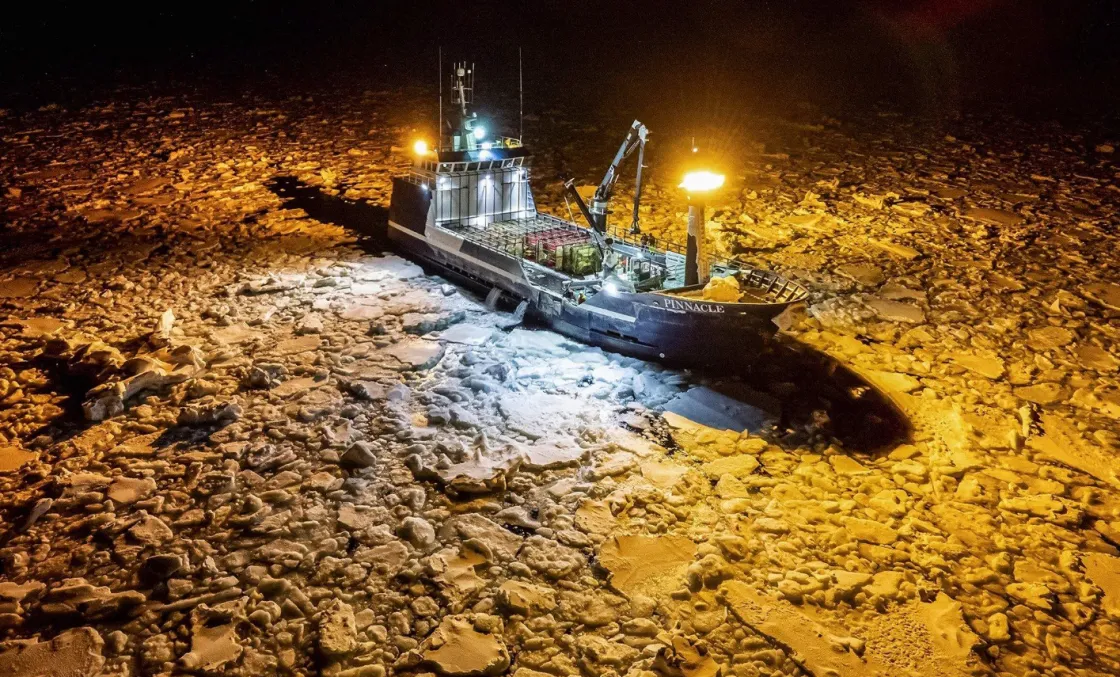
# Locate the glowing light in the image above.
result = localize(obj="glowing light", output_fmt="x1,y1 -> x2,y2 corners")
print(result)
479,150 -> 493,160
473,126 -> 486,140
679,170 -> 725,193
413,140 -> 429,155
603,280 -> 619,295
481,141 -> 493,150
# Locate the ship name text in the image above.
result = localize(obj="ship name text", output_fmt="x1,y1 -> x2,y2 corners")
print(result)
658,298 -> 727,313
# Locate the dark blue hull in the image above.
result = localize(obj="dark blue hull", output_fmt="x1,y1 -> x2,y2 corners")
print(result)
385,235 -> 777,366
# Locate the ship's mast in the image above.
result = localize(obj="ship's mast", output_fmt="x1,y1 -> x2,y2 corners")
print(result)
438,47 -> 442,149
450,62 -> 483,152
519,48 -> 524,143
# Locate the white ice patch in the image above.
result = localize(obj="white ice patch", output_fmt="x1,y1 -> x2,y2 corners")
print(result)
500,328 -> 574,356
498,391 -> 586,439
436,324 -> 495,346
354,255 -> 425,281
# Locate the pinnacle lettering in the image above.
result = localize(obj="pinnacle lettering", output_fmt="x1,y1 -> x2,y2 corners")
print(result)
659,298 -> 726,313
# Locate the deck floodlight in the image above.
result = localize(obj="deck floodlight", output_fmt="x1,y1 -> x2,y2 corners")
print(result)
679,170 -> 725,193
473,125 -> 487,140
413,139 -> 429,155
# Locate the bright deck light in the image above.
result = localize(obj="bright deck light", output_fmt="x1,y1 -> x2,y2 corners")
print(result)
473,126 -> 486,140
413,139 -> 429,155
679,170 -> 725,193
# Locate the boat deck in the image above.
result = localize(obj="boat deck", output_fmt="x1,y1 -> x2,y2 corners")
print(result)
435,214 -> 807,305
440,215 -> 605,295
441,214 -> 586,257
662,266 -> 807,304
669,286 -> 776,304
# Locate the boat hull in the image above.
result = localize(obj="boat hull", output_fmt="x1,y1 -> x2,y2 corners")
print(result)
386,228 -> 780,366
387,178 -> 792,366
535,298 -> 777,365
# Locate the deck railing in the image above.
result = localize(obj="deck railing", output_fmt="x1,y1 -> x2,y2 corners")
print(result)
603,224 -> 807,302
436,136 -> 523,153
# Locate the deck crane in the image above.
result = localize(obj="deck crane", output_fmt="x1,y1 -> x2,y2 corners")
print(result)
564,120 -> 649,235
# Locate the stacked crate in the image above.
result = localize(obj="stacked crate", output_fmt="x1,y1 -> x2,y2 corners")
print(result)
524,228 -> 574,266
487,221 -> 526,257
516,227 -> 603,276
556,243 -> 601,276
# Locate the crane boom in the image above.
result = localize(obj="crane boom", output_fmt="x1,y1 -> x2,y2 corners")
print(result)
564,120 -> 649,234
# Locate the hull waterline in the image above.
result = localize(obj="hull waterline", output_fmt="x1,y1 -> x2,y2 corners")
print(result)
387,216 -> 786,366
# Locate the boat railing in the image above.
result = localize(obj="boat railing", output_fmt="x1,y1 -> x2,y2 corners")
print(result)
414,156 -> 529,174
399,173 -> 433,189
436,137 -> 523,152
603,224 -> 807,302
603,224 -> 698,261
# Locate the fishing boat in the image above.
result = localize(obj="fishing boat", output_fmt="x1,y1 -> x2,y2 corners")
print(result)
387,61 -> 808,364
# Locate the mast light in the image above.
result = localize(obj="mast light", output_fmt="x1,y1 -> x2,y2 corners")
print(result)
679,170 -> 725,193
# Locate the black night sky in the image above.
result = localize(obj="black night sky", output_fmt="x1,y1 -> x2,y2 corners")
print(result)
3,1 -> 1119,119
